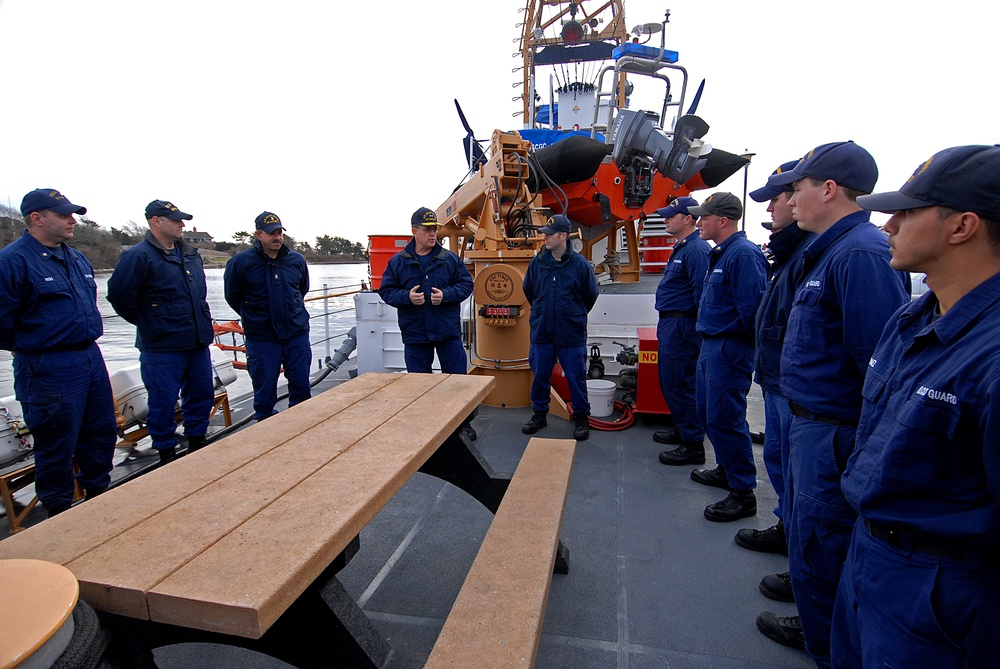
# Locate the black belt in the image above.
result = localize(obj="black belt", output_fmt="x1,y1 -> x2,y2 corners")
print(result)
864,520 -> 995,562
788,400 -> 856,427
17,341 -> 94,355
659,310 -> 697,319
702,333 -> 754,343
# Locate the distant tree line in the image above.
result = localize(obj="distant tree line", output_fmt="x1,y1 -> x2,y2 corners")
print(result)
229,231 -> 366,262
0,204 -> 367,268
0,203 -> 122,268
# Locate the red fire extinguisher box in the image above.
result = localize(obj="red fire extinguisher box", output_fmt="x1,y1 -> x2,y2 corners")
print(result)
635,326 -> 671,415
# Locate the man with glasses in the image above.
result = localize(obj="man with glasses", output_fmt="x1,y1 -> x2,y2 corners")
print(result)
378,207 -> 476,436
225,211 -> 311,421
108,200 -> 215,465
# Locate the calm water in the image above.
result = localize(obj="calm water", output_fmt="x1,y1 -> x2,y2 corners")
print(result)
0,263 -> 370,401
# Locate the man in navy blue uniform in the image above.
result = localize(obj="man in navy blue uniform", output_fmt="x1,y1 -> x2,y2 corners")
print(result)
757,142 -> 908,665
224,212 -> 311,421
378,207 -> 473,375
737,161 -> 811,552
687,192 -> 767,521
832,145 -> 1000,669
107,200 -> 215,466
737,161 -> 814,648
0,189 -> 117,517
378,207 -> 476,437
650,196 -> 711,464
521,214 -> 599,441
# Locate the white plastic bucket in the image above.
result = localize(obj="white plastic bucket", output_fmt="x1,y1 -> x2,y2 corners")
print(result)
587,379 -> 616,418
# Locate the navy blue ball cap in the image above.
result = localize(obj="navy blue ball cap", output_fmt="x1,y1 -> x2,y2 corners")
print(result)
255,211 -> 283,233
749,160 -> 799,202
539,214 -> 573,234
858,145 -> 1000,220
411,207 -> 439,227
769,141 -> 878,193
145,200 -> 192,221
688,192 -> 743,220
655,195 -> 699,218
20,188 -> 87,217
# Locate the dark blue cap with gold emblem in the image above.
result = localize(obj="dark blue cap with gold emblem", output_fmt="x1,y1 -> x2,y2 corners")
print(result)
255,211 -> 283,233
145,200 -> 192,221
656,196 -> 699,218
858,145 -> 1000,220
768,141 -> 878,193
20,189 -> 87,217
411,207 -> 440,227
750,160 -> 799,202
539,214 -> 573,234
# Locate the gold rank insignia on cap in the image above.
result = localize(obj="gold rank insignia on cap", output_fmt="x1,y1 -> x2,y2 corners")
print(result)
908,155 -> 935,184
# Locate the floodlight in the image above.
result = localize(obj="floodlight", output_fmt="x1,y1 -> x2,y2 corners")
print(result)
562,20 -> 585,44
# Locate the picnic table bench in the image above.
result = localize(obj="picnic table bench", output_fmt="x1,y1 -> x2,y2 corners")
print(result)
425,437 -> 576,669
0,372 -> 569,668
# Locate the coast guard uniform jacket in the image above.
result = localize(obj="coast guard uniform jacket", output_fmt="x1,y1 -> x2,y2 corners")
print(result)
378,240 -> 473,344
224,240 -> 309,342
0,230 -> 103,352
654,230 -> 711,315
0,229 -> 117,509
780,211 -> 908,421
523,246 -> 599,346
832,273 -> 1000,668
842,273 -> 1000,551
107,232 -> 214,352
696,231 -> 767,338
754,223 -> 815,392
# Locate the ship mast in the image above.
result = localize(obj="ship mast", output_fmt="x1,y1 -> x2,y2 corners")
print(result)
517,0 -> 629,128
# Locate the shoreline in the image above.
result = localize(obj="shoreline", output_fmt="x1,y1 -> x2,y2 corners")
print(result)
93,259 -> 368,273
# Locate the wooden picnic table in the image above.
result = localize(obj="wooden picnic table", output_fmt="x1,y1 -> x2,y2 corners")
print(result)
0,372 -> 500,668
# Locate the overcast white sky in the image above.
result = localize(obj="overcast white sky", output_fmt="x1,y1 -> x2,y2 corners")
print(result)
2,0 -> 996,248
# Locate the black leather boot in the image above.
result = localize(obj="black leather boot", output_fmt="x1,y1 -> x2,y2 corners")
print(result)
573,412 -> 590,441
756,612 -> 805,649
704,489 -> 757,522
690,464 -> 731,489
158,446 -> 177,466
735,520 -> 788,555
187,435 -> 207,452
522,411 -> 547,434
759,571 -> 795,602
658,444 -> 707,466
46,501 -> 72,518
